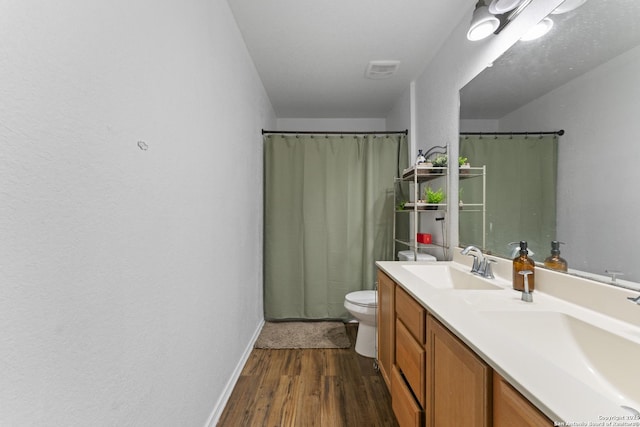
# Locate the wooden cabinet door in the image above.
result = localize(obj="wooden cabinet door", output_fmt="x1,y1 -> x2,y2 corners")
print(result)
377,269 -> 395,388
493,371 -> 553,427
427,315 -> 491,427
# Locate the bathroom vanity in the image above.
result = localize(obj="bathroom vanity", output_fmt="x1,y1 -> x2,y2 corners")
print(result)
376,252 -> 640,427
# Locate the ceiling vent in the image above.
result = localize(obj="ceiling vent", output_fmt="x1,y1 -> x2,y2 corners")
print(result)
365,60 -> 400,79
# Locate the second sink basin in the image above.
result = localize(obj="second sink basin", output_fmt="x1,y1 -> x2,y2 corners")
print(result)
402,263 -> 503,290
478,310 -> 640,407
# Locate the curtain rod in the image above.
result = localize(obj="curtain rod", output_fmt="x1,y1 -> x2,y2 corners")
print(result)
460,130 -> 564,136
262,129 -> 408,135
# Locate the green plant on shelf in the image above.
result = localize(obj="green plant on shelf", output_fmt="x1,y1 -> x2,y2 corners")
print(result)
429,155 -> 469,168
424,187 -> 445,204
431,155 -> 447,168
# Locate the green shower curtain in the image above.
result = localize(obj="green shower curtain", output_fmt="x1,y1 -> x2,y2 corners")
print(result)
264,133 -> 408,320
459,134 -> 558,259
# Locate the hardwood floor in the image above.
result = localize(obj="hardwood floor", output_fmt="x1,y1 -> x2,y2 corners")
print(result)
217,323 -> 398,427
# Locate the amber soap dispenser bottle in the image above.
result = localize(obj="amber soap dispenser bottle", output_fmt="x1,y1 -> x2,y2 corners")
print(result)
544,240 -> 568,272
513,241 -> 535,292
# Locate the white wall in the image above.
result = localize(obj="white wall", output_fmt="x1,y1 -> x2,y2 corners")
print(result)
0,1 -> 275,426
276,117 -> 386,132
460,119 -> 500,132
499,45 -> 640,280
386,87 -> 412,138
387,0 -> 565,255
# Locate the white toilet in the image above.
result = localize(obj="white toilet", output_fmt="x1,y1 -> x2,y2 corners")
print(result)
344,290 -> 378,358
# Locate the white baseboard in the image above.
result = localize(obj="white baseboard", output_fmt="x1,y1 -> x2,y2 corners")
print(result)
204,319 -> 265,427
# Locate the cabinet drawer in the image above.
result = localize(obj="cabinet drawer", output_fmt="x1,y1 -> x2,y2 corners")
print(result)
395,286 -> 426,343
396,318 -> 426,407
391,365 -> 423,427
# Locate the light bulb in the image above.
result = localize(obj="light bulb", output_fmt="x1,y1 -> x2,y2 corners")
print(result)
467,5 -> 500,41
520,17 -> 554,41
488,0 -> 525,15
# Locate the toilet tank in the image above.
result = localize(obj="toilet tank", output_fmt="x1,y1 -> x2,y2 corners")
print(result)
397,250 -> 436,262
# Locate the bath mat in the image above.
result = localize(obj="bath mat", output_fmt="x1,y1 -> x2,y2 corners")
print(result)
254,321 -> 351,349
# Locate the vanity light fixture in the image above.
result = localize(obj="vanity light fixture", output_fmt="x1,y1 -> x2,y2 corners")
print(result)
520,17 -> 554,41
467,0 -> 501,41
551,0 -> 587,14
488,0 -> 525,15
467,0 -> 533,42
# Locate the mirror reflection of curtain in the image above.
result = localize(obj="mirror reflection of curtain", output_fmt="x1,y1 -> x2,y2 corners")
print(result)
459,134 -> 558,259
264,133 -> 408,320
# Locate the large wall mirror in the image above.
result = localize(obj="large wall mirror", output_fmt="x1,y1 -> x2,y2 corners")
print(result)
459,0 -> 640,284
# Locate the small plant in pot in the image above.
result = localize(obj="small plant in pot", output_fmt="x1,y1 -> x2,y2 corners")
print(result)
424,186 -> 445,209
459,156 -> 471,174
431,155 -> 447,171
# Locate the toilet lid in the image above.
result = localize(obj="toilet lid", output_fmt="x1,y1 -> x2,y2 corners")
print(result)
345,290 -> 377,307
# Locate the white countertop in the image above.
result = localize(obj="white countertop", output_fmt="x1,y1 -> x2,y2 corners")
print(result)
377,255 -> 640,425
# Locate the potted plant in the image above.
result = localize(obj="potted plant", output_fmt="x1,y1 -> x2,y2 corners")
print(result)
459,156 -> 471,174
424,186 -> 445,209
431,155 -> 447,169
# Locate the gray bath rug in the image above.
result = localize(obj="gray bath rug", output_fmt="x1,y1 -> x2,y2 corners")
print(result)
254,321 -> 351,349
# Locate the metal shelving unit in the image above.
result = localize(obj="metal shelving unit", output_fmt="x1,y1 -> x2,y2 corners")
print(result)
393,164 -> 486,258
393,165 -> 448,258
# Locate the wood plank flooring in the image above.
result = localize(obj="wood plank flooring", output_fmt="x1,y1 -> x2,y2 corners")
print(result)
217,323 -> 398,427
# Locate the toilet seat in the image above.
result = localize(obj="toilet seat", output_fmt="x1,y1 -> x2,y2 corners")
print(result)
345,290 -> 377,308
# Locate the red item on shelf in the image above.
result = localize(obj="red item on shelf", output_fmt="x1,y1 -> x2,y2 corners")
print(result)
417,233 -> 432,244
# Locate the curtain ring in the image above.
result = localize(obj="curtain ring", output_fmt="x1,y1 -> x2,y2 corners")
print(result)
325,135 -> 329,139
340,134 -> 344,139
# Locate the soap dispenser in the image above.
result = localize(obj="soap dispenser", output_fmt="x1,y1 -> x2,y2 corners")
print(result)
544,241 -> 568,272
416,149 -> 426,165
513,241 -> 535,292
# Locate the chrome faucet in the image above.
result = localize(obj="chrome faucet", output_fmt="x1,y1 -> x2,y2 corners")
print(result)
461,245 -> 484,274
478,258 -> 496,279
460,246 -> 495,278
604,270 -> 640,305
606,269 -> 624,284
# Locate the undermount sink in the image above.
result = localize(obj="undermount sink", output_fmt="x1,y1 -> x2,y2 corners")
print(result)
402,264 -> 504,290
479,310 -> 640,407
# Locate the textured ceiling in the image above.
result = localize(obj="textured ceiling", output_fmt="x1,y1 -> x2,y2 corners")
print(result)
227,0 -> 471,118
460,0 -> 640,120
